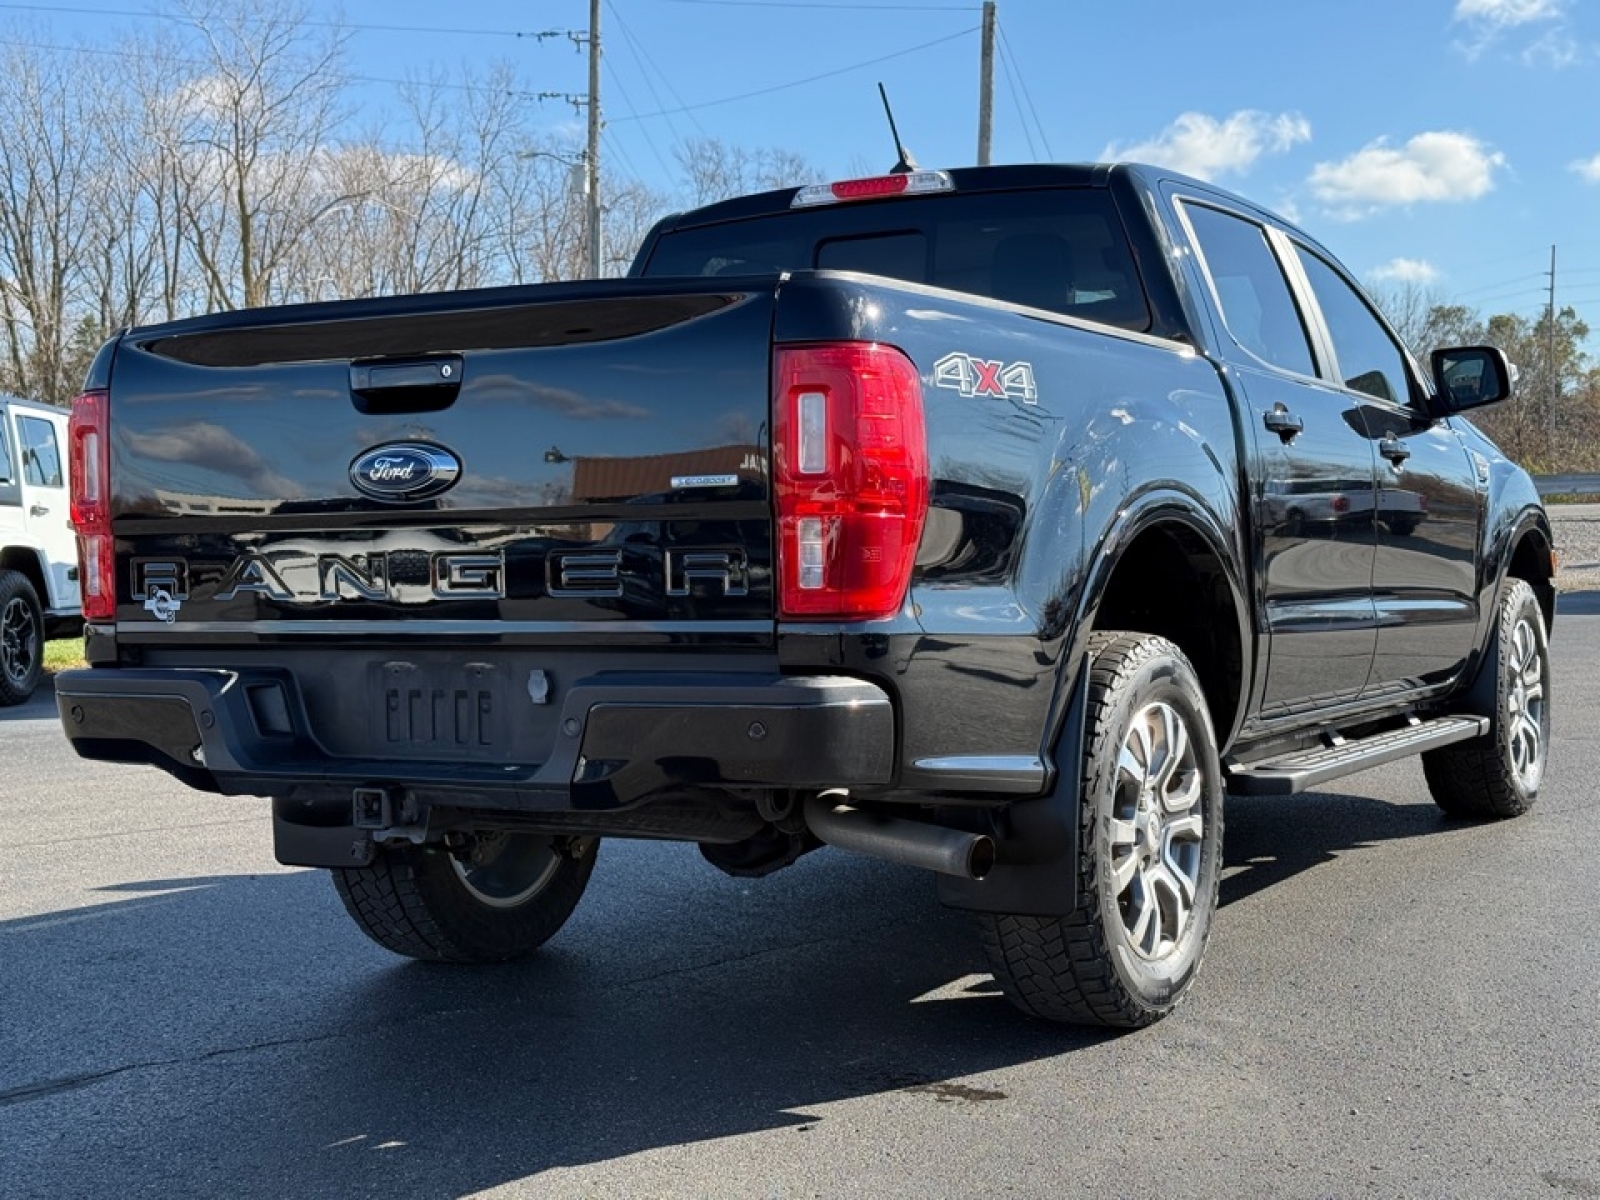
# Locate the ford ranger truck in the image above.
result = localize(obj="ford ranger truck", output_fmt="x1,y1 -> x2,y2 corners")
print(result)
56,164 -> 1554,1028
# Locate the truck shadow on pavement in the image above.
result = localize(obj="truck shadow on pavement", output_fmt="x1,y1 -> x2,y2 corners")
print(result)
1220,788 -> 1449,909
0,789 -> 1462,1197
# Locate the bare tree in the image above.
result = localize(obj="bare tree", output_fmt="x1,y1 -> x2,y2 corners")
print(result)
674,136 -> 817,207
601,177 -> 670,276
160,0 -> 351,311
0,36 -> 115,404
0,5 -> 818,404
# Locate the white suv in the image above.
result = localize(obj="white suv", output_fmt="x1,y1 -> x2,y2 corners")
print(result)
0,395 -> 80,704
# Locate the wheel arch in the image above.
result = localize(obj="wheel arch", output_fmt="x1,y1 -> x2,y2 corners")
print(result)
1075,497 -> 1252,750
1504,516 -> 1555,633
936,495 -> 1251,920
0,545 -> 49,607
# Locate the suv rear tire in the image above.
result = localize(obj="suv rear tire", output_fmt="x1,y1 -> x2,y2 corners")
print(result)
0,569 -> 44,706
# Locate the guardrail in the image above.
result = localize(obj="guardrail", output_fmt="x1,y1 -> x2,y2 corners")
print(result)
1533,474 -> 1600,497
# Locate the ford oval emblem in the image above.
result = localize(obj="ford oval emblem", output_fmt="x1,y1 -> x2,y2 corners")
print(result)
348,442 -> 461,503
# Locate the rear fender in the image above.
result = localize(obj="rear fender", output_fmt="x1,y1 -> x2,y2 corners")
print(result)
940,492 -> 1250,916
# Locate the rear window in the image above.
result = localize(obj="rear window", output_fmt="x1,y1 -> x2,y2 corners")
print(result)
641,189 -> 1151,331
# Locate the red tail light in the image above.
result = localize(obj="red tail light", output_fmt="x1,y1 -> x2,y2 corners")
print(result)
68,389 -> 114,621
773,343 -> 929,620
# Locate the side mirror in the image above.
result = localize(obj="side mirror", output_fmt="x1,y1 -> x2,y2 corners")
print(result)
1430,345 -> 1512,414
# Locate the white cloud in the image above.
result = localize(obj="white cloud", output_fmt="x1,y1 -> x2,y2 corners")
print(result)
1572,154 -> 1600,183
1454,0 -> 1561,26
1521,28 -> 1582,66
1104,111 -> 1311,182
1369,258 -> 1441,285
1308,132 -> 1505,215
1453,0 -> 1576,63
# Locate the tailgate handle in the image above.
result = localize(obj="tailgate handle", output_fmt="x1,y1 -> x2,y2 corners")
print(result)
350,356 -> 463,413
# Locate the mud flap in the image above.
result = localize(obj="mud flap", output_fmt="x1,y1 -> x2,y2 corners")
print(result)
272,796 -> 375,868
936,662 -> 1088,917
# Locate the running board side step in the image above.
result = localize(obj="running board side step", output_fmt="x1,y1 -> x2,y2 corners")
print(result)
1225,715 -> 1489,796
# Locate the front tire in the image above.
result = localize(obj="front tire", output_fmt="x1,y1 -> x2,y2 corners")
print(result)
0,570 -> 44,706
980,632 -> 1224,1028
332,832 -> 597,962
1422,578 -> 1549,818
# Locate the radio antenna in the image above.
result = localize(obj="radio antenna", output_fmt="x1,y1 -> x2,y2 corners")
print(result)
878,82 -> 919,174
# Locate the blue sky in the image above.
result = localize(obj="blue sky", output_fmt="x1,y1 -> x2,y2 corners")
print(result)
25,0 -> 1600,326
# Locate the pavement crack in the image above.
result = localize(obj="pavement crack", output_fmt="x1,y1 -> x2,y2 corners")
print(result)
0,1028 -> 355,1109
6,816 -> 259,850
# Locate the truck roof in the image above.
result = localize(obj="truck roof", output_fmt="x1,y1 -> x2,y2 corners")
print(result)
660,163 -> 1118,231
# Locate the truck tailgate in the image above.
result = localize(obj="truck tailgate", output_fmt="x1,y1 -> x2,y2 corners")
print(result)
104,280 -> 777,647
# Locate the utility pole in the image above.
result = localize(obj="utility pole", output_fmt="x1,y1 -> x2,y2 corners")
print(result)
977,1 -> 996,166
585,0 -> 603,279
1546,244 -> 1557,461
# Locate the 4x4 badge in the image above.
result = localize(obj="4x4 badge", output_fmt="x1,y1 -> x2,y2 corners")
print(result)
932,352 -> 1038,404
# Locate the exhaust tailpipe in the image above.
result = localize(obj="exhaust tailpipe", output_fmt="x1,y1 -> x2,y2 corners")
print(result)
804,797 -> 995,880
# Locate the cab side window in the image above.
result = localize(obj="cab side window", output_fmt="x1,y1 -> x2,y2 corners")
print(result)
1182,202 -> 1315,377
0,418 -> 12,484
1294,247 -> 1414,406
18,416 -> 62,488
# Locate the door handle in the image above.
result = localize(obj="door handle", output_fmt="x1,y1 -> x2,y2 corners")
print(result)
1379,436 -> 1411,466
349,355 -> 464,414
1263,405 -> 1303,441
29,504 -> 48,517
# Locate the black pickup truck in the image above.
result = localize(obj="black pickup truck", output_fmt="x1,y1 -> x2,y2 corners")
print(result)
56,163 -> 1553,1028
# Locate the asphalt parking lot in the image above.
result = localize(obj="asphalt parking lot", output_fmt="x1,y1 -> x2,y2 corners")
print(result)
3,604 -> 1599,1199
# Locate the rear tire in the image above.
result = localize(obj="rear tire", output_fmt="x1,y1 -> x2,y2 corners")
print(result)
1422,578 -> 1548,818
0,570 -> 44,706
979,632 -> 1224,1028
332,832 -> 597,962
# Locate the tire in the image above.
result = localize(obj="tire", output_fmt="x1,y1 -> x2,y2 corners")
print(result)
0,569 -> 44,706
979,632 -> 1225,1028
332,832 -> 597,963
1422,578 -> 1549,819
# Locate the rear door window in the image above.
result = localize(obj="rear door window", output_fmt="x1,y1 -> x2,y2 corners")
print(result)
1181,202 -> 1316,377
643,189 -> 1152,331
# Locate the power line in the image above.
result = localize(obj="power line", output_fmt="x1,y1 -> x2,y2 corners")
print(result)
995,19 -> 1051,159
605,0 -> 706,138
600,128 -> 645,182
603,0 -> 701,176
0,2 -> 570,40
1465,286 -> 1548,307
664,1 -> 979,10
610,26 -> 979,122
993,32 -> 1036,160
1455,273 -> 1544,298
602,62 -> 677,181
0,35 -> 578,104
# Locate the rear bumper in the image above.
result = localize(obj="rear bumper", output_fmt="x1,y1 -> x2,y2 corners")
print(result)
54,666 -> 895,810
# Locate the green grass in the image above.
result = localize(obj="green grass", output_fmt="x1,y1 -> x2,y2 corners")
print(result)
44,638 -> 85,673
